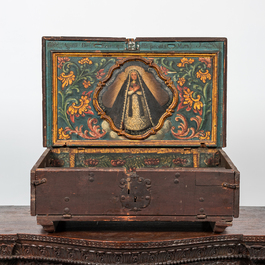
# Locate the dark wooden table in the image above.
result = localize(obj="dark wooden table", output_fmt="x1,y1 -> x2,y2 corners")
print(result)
0,206 -> 264,264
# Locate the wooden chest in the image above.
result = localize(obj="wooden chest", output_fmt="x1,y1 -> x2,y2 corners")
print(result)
31,37 -> 239,233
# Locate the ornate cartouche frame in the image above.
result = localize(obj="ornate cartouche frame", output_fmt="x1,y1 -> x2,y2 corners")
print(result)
93,57 -> 178,140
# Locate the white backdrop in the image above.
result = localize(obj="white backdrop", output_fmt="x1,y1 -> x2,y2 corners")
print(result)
0,0 -> 264,206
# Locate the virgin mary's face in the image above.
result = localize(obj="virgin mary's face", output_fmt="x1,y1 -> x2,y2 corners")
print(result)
130,72 -> 137,81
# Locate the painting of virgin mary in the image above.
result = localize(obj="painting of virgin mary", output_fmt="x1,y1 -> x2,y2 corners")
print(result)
101,65 -> 171,136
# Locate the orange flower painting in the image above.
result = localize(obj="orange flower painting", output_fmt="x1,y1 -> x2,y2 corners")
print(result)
196,70 -> 211,83
78,58 -> 93,65
177,77 -> 186,86
83,80 -> 91,88
177,58 -> 194,67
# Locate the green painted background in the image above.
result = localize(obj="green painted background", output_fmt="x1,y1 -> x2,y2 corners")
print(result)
44,38 -> 225,147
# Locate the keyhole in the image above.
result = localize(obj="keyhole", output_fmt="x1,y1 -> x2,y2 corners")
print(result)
128,189 -> 130,194
134,196 -> 137,202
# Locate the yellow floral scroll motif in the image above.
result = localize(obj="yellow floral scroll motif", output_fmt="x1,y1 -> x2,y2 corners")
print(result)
83,80 -> 91,88
68,95 -> 90,116
58,127 -> 70,140
78,58 -> 93,65
58,71 -> 75,89
183,88 -> 194,107
182,88 -> 203,115
193,96 -> 203,113
67,92 -> 94,123
177,58 -> 194,67
196,70 -> 211,83
199,131 -> 211,140
177,77 -> 186,86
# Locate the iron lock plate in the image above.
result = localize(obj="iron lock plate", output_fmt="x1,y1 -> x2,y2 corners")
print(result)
119,172 -> 151,211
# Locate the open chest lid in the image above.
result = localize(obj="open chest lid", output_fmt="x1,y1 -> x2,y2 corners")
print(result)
43,37 -> 227,148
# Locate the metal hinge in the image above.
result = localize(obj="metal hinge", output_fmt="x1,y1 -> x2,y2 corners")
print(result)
126,39 -> 139,51
32,178 -> 47,186
200,143 -> 207,148
197,214 -> 207,219
223,183 -> 239,189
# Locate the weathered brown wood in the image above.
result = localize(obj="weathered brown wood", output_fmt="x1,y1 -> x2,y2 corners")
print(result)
0,206 -> 264,264
35,166 -> 233,216
32,148 -> 239,232
219,149 -> 240,218
211,220 -> 232,233
30,148 -> 51,215
2,206 -> 265,236
36,214 -> 233,224
36,216 -> 58,232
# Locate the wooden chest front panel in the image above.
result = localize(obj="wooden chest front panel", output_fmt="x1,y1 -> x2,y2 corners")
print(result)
35,168 -> 235,217
195,171 -> 234,215
35,168 -> 124,215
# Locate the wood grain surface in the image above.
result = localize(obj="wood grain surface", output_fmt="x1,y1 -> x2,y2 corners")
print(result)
0,206 -> 264,264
